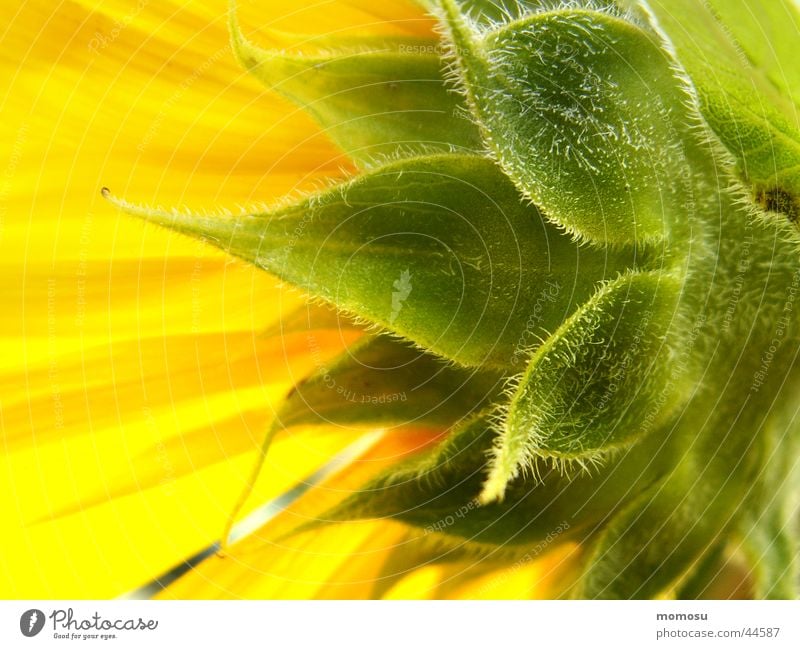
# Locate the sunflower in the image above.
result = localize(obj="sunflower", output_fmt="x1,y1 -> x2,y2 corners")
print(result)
2,0 -> 799,600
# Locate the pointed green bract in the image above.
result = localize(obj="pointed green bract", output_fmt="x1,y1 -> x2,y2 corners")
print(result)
642,0 -> 800,215
106,154 -> 645,369
578,476 -> 679,598
318,406 -> 684,547
575,326 -> 800,599
577,454 -> 745,599
480,270 -> 683,503
577,425 -> 741,599
321,411 -> 493,532
230,12 -> 482,166
435,2 -> 710,244
277,335 -> 504,430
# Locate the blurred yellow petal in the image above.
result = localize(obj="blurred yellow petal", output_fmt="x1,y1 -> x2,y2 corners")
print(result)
2,324 -> 362,450
1,418 -> 372,598
382,565 -> 459,599
156,520 -> 411,599
443,544 -> 584,599
154,428 -> 444,598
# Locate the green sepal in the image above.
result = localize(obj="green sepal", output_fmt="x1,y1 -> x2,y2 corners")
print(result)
106,154 -> 644,369
436,2 -> 707,245
230,10 -> 482,166
315,409 -> 681,549
276,335 -> 505,431
480,270 -> 683,503
641,0 -> 800,216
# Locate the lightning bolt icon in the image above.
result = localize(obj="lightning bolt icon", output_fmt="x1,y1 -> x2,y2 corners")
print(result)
28,611 -> 37,632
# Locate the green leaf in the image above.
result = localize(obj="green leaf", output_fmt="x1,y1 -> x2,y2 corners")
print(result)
317,407 -> 683,548
480,270 -> 683,503
435,2 -> 707,244
105,154 -> 645,369
230,9 -> 482,166
641,0 -> 800,215
277,335 -> 505,430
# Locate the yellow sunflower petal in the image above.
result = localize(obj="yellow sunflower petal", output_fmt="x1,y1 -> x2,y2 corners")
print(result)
442,544 -> 584,599
1,420 -> 370,598
153,428 -> 444,598
156,520 -> 411,599
381,564 -> 466,599
2,324 -> 362,451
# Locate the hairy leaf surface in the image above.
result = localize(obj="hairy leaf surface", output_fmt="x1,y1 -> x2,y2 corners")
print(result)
436,2 -> 708,244
107,154 -> 645,369
231,13 -> 482,165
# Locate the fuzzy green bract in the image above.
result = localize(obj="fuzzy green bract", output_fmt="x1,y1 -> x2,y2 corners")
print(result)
109,153 -> 644,369
230,14 -> 483,165
110,0 -> 800,599
276,335 -> 505,430
436,1 -> 704,244
481,270 -> 683,503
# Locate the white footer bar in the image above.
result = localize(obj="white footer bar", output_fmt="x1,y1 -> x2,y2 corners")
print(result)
1,600 -> 798,648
